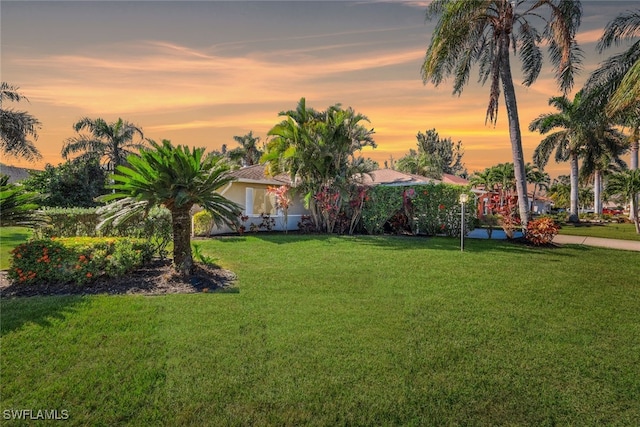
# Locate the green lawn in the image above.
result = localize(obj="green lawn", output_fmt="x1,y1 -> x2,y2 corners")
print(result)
558,222 -> 640,241
2,235 -> 639,425
0,226 -> 31,270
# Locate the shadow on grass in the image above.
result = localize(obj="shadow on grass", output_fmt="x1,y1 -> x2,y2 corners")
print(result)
0,295 -> 88,337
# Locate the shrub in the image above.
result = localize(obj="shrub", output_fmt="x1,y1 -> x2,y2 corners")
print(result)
193,210 -> 214,236
33,206 -> 172,259
8,237 -> 153,285
525,217 -> 560,246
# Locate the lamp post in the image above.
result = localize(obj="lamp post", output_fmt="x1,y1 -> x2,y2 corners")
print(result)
459,193 -> 469,251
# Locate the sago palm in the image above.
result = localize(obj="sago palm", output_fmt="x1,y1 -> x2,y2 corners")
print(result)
422,0 -> 583,226
98,139 -> 241,275
62,117 -> 146,171
0,174 -> 46,228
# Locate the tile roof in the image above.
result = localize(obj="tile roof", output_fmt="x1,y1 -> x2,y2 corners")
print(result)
360,169 -> 440,186
228,164 -> 292,185
441,173 -> 469,185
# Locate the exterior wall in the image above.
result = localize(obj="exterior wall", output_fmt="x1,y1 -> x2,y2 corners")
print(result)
202,182 -> 310,235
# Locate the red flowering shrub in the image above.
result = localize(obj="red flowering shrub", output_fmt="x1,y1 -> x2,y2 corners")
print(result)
8,238 -> 152,285
525,217 -> 560,246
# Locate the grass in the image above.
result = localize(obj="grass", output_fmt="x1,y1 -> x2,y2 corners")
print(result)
558,222 -> 640,241
0,226 -> 31,270
2,235 -> 639,425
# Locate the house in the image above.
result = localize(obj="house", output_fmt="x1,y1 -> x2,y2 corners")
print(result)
198,164 -> 309,235
198,167 -> 475,235
475,188 -> 552,217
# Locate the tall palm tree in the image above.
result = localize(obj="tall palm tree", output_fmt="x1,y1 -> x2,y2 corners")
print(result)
584,9 -> 639,204
228,131 -> 263,167
97,140 -> 241,275
606,169 -> 640,233
421,0 -> 583,227
579,124 -> 627,216
584,10 -> 640,120
62,117 -> 146,172
529,92 -> 588,222
0,82 -> 42,161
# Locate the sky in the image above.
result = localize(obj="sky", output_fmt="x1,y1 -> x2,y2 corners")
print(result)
1,0 -> 637,178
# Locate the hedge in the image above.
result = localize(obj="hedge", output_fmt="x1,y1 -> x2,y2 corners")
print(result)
361,184 -> 475,236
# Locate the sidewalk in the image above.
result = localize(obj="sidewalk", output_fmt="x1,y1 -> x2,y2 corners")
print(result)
552,234 -> 640,252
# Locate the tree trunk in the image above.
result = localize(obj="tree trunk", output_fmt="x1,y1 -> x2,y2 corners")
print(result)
499,35 -> 529,227
172,206 -> 194,276
594,170 -> 602,216
569,152 -> 580,222
632,194 -> 640,234
631,139 -> 638,221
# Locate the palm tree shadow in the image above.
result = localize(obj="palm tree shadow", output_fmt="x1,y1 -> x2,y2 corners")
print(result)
0,295 -> 87,337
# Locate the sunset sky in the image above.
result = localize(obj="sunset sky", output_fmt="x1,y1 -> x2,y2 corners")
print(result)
1,0 -> 637,178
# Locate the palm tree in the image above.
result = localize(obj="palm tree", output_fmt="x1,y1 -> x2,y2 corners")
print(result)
548,175 -> 571,211
62,117 -> 146,171
97,139 -> 241,275
489,162 -> 515,207
470,168 -> 496,193
584,10 -> 640,120
262,98 -> 376,232
530,92 -> 588,222
579,125 -> 627,216
606,169 -> 640,233
228,131 -> 263,167
0,82 -> 42,161
526,163 -> 550,214
421,0 -> 583,227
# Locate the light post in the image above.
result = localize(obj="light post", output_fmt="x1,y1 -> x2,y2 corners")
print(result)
459,193 -> 469,251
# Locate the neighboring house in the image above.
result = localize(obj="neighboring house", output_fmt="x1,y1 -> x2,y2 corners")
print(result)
199,164 -> 309,235
441,173 -> 469,186
475,188 -> 552,216
530,193 -> 552,215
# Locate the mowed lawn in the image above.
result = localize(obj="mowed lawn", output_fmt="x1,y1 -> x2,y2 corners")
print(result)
1,235 -> 639,425
558,222 -> 640,241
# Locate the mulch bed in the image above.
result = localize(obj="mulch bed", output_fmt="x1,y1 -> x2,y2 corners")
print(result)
0,259 -> 237,298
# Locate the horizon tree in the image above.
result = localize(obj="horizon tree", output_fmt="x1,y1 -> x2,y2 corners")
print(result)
396,128 -> 466,179
228,131 -> 264,167
62,117 -> 146,172
0,82 -> 42,162
97,139 -> 241,275
421,0 -> 583,227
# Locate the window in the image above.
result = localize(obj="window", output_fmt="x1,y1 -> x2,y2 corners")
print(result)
245,188 -> 276,215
